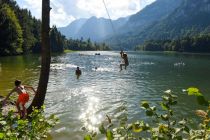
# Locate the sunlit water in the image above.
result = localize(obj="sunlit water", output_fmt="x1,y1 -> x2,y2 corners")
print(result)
0,51 -> 210,139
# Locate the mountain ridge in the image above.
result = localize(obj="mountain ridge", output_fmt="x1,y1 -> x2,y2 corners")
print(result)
59,0 -> 210,50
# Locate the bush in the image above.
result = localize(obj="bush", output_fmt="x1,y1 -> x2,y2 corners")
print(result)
0,106 -> 58,140
84,88 -> 210,140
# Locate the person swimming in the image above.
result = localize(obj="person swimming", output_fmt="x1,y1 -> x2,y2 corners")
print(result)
3,80 -> 36,118
120,50 -> 129,71
75,67 -> 82,79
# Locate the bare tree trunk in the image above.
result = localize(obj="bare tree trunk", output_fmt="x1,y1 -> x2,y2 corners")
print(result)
27,0 -> 51,114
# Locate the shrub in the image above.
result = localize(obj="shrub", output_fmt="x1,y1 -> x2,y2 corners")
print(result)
84,88 -> 210,140
0,106 -> 58,140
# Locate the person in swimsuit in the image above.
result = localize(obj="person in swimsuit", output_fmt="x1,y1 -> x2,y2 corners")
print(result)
3,80 -> 36,118
75,67 -> 82,79
120,50 -> 129,71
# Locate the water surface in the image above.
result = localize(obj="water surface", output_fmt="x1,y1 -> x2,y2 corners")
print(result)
0,51 -> 210,139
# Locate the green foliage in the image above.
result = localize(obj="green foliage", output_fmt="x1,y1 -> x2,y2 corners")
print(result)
85,88 -> 210,139
50,26 -> 66,53
0,3 -> 23,56
17,9 -> 40,54
186,87 -> 209,106
49,26 -> 111,52
0,106 -> 58,140
0,0 -> 41,56
84,135 -> 92,140
185,87 -> 210,139
49,26 -> 111,53
0,0 -> 110,56
66,38 -> 111,51
141,101 -> 150,109
187,87 -> 201,96
135,34 -> 210,53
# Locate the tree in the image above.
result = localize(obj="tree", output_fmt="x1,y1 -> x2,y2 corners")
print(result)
0,4 -> 23,56
27,0 -> 51,113
50,25 -> 65,52
17,9 -> 36,54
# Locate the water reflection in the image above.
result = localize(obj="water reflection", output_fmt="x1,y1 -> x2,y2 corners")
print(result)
80,96 -> 102,132
1,51 -> 210,140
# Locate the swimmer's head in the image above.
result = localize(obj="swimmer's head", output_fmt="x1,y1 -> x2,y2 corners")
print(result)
15,80 -> 21,86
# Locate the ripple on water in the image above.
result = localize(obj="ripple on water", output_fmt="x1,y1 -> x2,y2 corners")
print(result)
35,51 -> 210,139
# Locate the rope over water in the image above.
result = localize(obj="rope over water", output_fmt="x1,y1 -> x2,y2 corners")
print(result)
102,0 -> 122,50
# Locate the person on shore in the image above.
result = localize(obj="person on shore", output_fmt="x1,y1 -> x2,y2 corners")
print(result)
3,80 -> 36,118
75,67 -> 82,79
120,50 -> 129,71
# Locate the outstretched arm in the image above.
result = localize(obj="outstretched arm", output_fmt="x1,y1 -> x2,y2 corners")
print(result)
120,50 -> 124,58
3,88 -> 15,104
24,85 -> 36,94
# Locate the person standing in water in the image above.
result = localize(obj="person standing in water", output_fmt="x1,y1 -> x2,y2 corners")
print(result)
75,67 -> 82,79
3,80 -> 36,118
120,50 -> 129,71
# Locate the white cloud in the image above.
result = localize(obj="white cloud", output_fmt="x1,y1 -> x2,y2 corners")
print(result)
16,0 -> 156,27
76,0 -> 135,19
50,1 -> 76,27
76,0 -> 156,19
50,7 -> 75,27
20,0 -> 41,18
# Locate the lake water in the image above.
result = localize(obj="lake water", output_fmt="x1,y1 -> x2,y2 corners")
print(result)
0,51 -> 210,139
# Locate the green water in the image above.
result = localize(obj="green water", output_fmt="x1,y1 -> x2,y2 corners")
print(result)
0,51 -> 210,139
0,54 -> 40,94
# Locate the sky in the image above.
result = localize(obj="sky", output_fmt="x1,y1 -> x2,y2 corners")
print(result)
16,0 -> 156,27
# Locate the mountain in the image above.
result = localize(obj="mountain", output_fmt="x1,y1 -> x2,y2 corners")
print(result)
108,0 -> 210,49
58,18 -> 87,40
75,17 -> 114,41
59,0 -> 181,43
106,0 -> 183,49
58,16 -> 128,41
59,0 -> 210,50
140,0 -> 210,40
118,0 -> 182,34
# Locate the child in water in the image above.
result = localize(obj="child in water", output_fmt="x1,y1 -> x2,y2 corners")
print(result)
120,50 -> 129,71
75,67 -> 82,79
3,80 -> 36,118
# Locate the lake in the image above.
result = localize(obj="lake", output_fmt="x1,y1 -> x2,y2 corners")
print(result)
0,51 -> 210,139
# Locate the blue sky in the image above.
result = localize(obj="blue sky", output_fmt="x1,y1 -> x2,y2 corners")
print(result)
16,0 -> 156,27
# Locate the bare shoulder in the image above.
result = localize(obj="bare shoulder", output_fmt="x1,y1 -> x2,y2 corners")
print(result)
23,85 -> 31,88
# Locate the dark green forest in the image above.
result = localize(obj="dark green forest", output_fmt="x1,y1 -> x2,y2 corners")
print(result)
0,0 -> 110,56
136,34 -> 210,53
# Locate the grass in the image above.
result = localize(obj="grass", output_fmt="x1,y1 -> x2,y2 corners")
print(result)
64,50 -> 75,53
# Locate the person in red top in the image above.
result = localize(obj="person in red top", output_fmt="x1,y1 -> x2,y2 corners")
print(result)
3,80 -> 36,118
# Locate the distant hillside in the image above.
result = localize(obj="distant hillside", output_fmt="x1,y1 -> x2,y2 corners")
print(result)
108,0 -> 210,50
58,18 -> 87,40
59,0 -> 210,50
119,0 -> 182,34
106,0 -> 183,50
75,17 -> 114,41
58,0 -> 181,44
140,0 -> 210,40
58,16 -> 128,41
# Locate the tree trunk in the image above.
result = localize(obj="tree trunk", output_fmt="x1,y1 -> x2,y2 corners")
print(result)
27,0 -> 51,114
